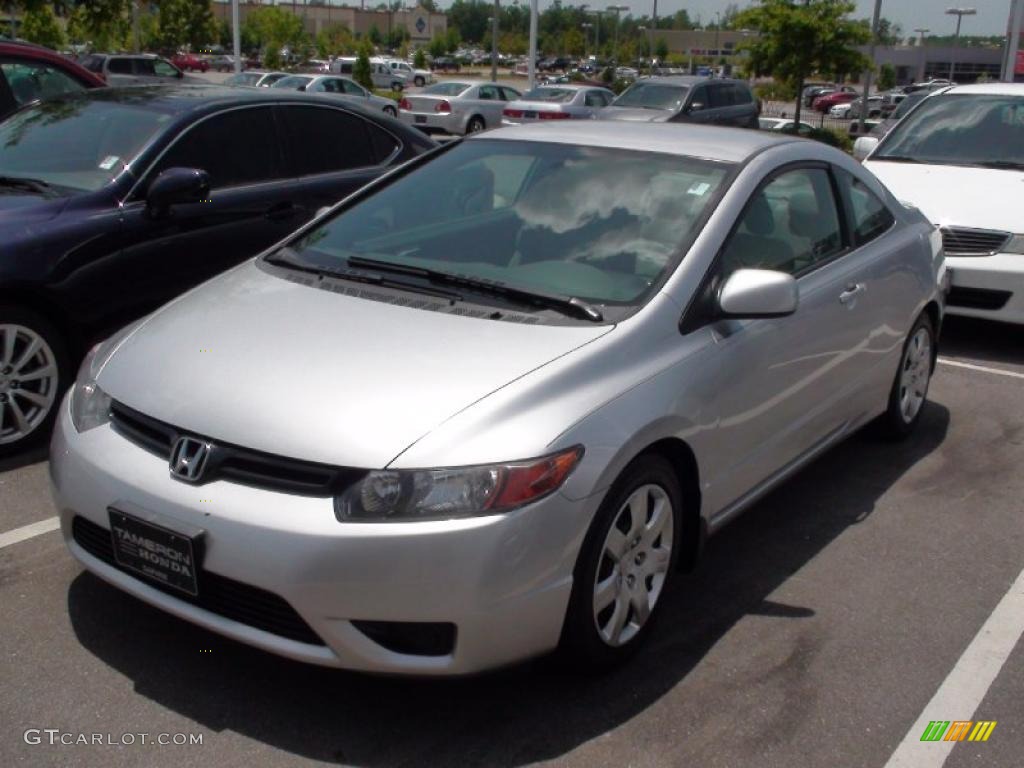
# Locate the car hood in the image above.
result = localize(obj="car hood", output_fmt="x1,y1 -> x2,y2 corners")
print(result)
98,262 -> 614,469
0,193 -> 69,223
865,161 -> 1024,231
600,107 -> 672,122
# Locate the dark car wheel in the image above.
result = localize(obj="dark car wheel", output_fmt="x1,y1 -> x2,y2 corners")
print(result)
559,454 -> 682,668
0,306 -> 70,458
875,312 -> 935,440
466,116 -> 485,134
384,105 -> 397,117
414,76 -> 425,87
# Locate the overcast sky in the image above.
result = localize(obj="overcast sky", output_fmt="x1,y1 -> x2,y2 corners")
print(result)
433,0 -> 1017,38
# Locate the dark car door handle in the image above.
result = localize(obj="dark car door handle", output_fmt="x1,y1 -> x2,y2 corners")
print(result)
265,202 -> 301,221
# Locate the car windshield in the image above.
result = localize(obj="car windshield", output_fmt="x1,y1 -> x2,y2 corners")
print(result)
613,82 -> 689,111
225,72 -> 259,86
522,87 -> 576,103
423,82 -> 471,96
874,93 -> 1024,168
276,140 -> 732,307
891,91 -> 926,118
0,96 -> 172,191
272,75 -> 312,89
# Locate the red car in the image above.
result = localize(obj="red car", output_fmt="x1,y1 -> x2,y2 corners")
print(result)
812,90 -> 857,113
171,53 -> 209,72
0,40 -> 104,120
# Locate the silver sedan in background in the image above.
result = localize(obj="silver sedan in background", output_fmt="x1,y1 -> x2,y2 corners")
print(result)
52,123 -> 945,676
223,70 -> 288,88
501,84 -> 616,125
270,74 -> 398,117
398,81 -> 521,134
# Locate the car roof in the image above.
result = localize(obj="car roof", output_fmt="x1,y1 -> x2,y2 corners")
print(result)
481,122 -> 798,163
942,82 -> 1024,96
531,83 -> 603,91
0,41 -> 105,86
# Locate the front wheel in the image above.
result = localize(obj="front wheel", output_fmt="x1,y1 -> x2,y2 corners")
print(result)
383,105 -> 397,117
559,454 -> 682,668
875,313 -> 935,440
0,307 -> 70,458
414,76 -> 425,87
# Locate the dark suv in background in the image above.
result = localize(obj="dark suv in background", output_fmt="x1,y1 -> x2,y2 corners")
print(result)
600,76 -> 759,128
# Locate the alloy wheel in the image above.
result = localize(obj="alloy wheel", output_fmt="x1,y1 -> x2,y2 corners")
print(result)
899,327 -> 931,424
593,484 -> 674,647
0,324 -> 59,445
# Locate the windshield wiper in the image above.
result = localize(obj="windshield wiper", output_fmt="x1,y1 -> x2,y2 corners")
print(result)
0,175 -> 59,197
346,255 -> 604,322
264,249 -> 463,301
873,155 -> 922,164
964,160 -> 1024,171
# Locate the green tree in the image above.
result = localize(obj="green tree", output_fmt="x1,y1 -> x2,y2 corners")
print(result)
428,33 -> 446,59
413,47 -> 426,68
734,0 -> 870,126
242,5 -> 307,68
19,4 -> 65,50
316,23 -> 355,57
66,0 -> 130,50
655,37 -> 669,61
444,26 -> 461,54
368,24 -> 382,47
877,62 -> 896,90
158,0 -> 217,51
353,40 -> 373,89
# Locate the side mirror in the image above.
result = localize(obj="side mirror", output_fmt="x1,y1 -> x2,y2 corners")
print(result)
853,136 -> 879,161
687,101 -> 705,112
146,167 -> 210,216
718,269 -> 798,319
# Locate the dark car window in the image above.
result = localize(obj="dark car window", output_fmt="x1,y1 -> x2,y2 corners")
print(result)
0,97 -> 173,191
0,60 -> 87,106
614,81 -> 689,111
836,169 -> 895,246
688,85 -> 709,109
499,86 -> 520,101
278,105 -> 378,176
722,168 -> 843,277
151,106 -> 280,189
732,84 -> 753,104
478,85 -> 501,100
81,55 -> 103,73
107,58 -> 132,75
340,78 -> 365,96
708,84 -> 728,108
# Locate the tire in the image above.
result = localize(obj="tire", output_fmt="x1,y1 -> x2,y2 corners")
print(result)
414,76 -> 425,87
384,105 -> 397,117
875,312 -> 935,440
391,81 -> 403,92
0,306 -> 71,458
559,454 -> 683,669
466,116 -> 485,134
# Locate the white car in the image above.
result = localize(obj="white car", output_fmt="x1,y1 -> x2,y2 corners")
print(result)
329,57 -> 408,91
377,57 -> 433,87
399,81 -> 522,135
758,117 -> 814,136
269,74 -> 399,117
859,83 -> 1024,324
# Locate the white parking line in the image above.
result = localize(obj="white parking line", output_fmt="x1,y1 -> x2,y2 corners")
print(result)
0,516 -> 60,549
938,358 -> 1024,380
884,565 -> 1024,767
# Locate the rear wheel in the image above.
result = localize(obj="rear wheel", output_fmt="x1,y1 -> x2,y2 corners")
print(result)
383,105 -> 397,117
0,307 -> 70,457
414,75 -> 425,87
466,116 -> 485,134
876,313 -> 934,440
559,454 -> 682,668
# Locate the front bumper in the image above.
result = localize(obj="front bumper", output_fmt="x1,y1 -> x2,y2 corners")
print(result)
50,400 -> 586,675
945,252 -> 1024,324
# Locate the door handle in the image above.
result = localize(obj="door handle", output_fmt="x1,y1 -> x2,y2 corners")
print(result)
265,202 -> 300,221
839,283 -> 866,305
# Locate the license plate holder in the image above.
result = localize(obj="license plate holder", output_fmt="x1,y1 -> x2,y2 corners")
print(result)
524,110 -> 537,118
414,115 -> 426,124
108,506 -> 203,597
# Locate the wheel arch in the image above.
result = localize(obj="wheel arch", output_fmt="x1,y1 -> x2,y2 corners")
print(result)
0,285 -> 82,355
635,437 -> 704,572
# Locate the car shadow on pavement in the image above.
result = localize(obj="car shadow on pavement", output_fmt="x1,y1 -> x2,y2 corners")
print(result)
940,316 -> 1024,368
0,445 -> 48,474
66,404 -> 950,767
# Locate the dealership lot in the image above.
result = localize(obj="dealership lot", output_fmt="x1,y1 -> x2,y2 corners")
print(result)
0,315 -> 1021,767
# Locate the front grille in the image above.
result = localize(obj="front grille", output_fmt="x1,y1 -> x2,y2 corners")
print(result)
947,286 -> 1012,310
72,516 -> 325,646
941,227 -> 1011,256
109,401 -> 366,496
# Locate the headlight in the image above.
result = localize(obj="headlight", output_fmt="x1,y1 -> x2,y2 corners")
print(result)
1005,235 -> 1024,254
335,446 -> 583,521
69,343 -> 112,433
68,322 -> 138,433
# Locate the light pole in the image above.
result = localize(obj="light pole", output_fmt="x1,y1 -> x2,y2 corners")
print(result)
491,0 -> 500,83
232,0 -> 241,74
946,7 -> 977,82
714,11 -> 721,59
637,25 -> 646,71
914,27 -> 929,81
650,0 -> 658,70
528,0 -> 538,90
607,5 -> 629,67
857,0 -> 883,138
582,22 -> 593,60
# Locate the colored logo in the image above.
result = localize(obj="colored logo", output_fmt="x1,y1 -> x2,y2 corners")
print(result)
920,721 -> 997,742
416,17 -> 426,34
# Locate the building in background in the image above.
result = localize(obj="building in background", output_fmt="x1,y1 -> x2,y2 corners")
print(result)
1003,0 -> 1024,82
865,44 -> 1003,84
211,2 -> 446,48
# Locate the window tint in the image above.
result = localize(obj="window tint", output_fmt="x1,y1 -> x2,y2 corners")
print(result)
152,107 -> 280,189
278,105 -> 377,175
708,84 -> 731,108
107,58 -> 132,74
688,85 -> 708,108
837,169 -> 895,246
584,90 -> 604,107
722,168 -> 843,277
367,123 -> 400,163
0,61 -> 86,106
732,84 -> 753,104
82,55 -> 103,73
153,59 -> 178,77
499,86 -> 520,101
478,84 -> 501,100
340,79 -> 365,96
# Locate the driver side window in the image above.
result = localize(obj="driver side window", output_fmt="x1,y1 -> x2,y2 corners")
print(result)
721,168 -> 843,278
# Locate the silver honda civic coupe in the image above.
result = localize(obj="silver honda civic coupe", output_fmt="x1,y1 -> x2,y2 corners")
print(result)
51,123 -> 946,675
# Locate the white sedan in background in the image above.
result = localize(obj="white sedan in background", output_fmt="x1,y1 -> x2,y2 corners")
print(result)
398,81 -> 522,135
859,83 -> 1024,324
270,74 -> 399,117
758,117 -> 814,136
501,84 -> 615,125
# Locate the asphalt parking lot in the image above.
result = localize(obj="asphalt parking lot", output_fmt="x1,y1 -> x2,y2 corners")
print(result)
1,316 -> 1021,768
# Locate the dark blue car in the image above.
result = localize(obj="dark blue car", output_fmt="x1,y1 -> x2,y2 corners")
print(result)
0,84 -> 435,455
